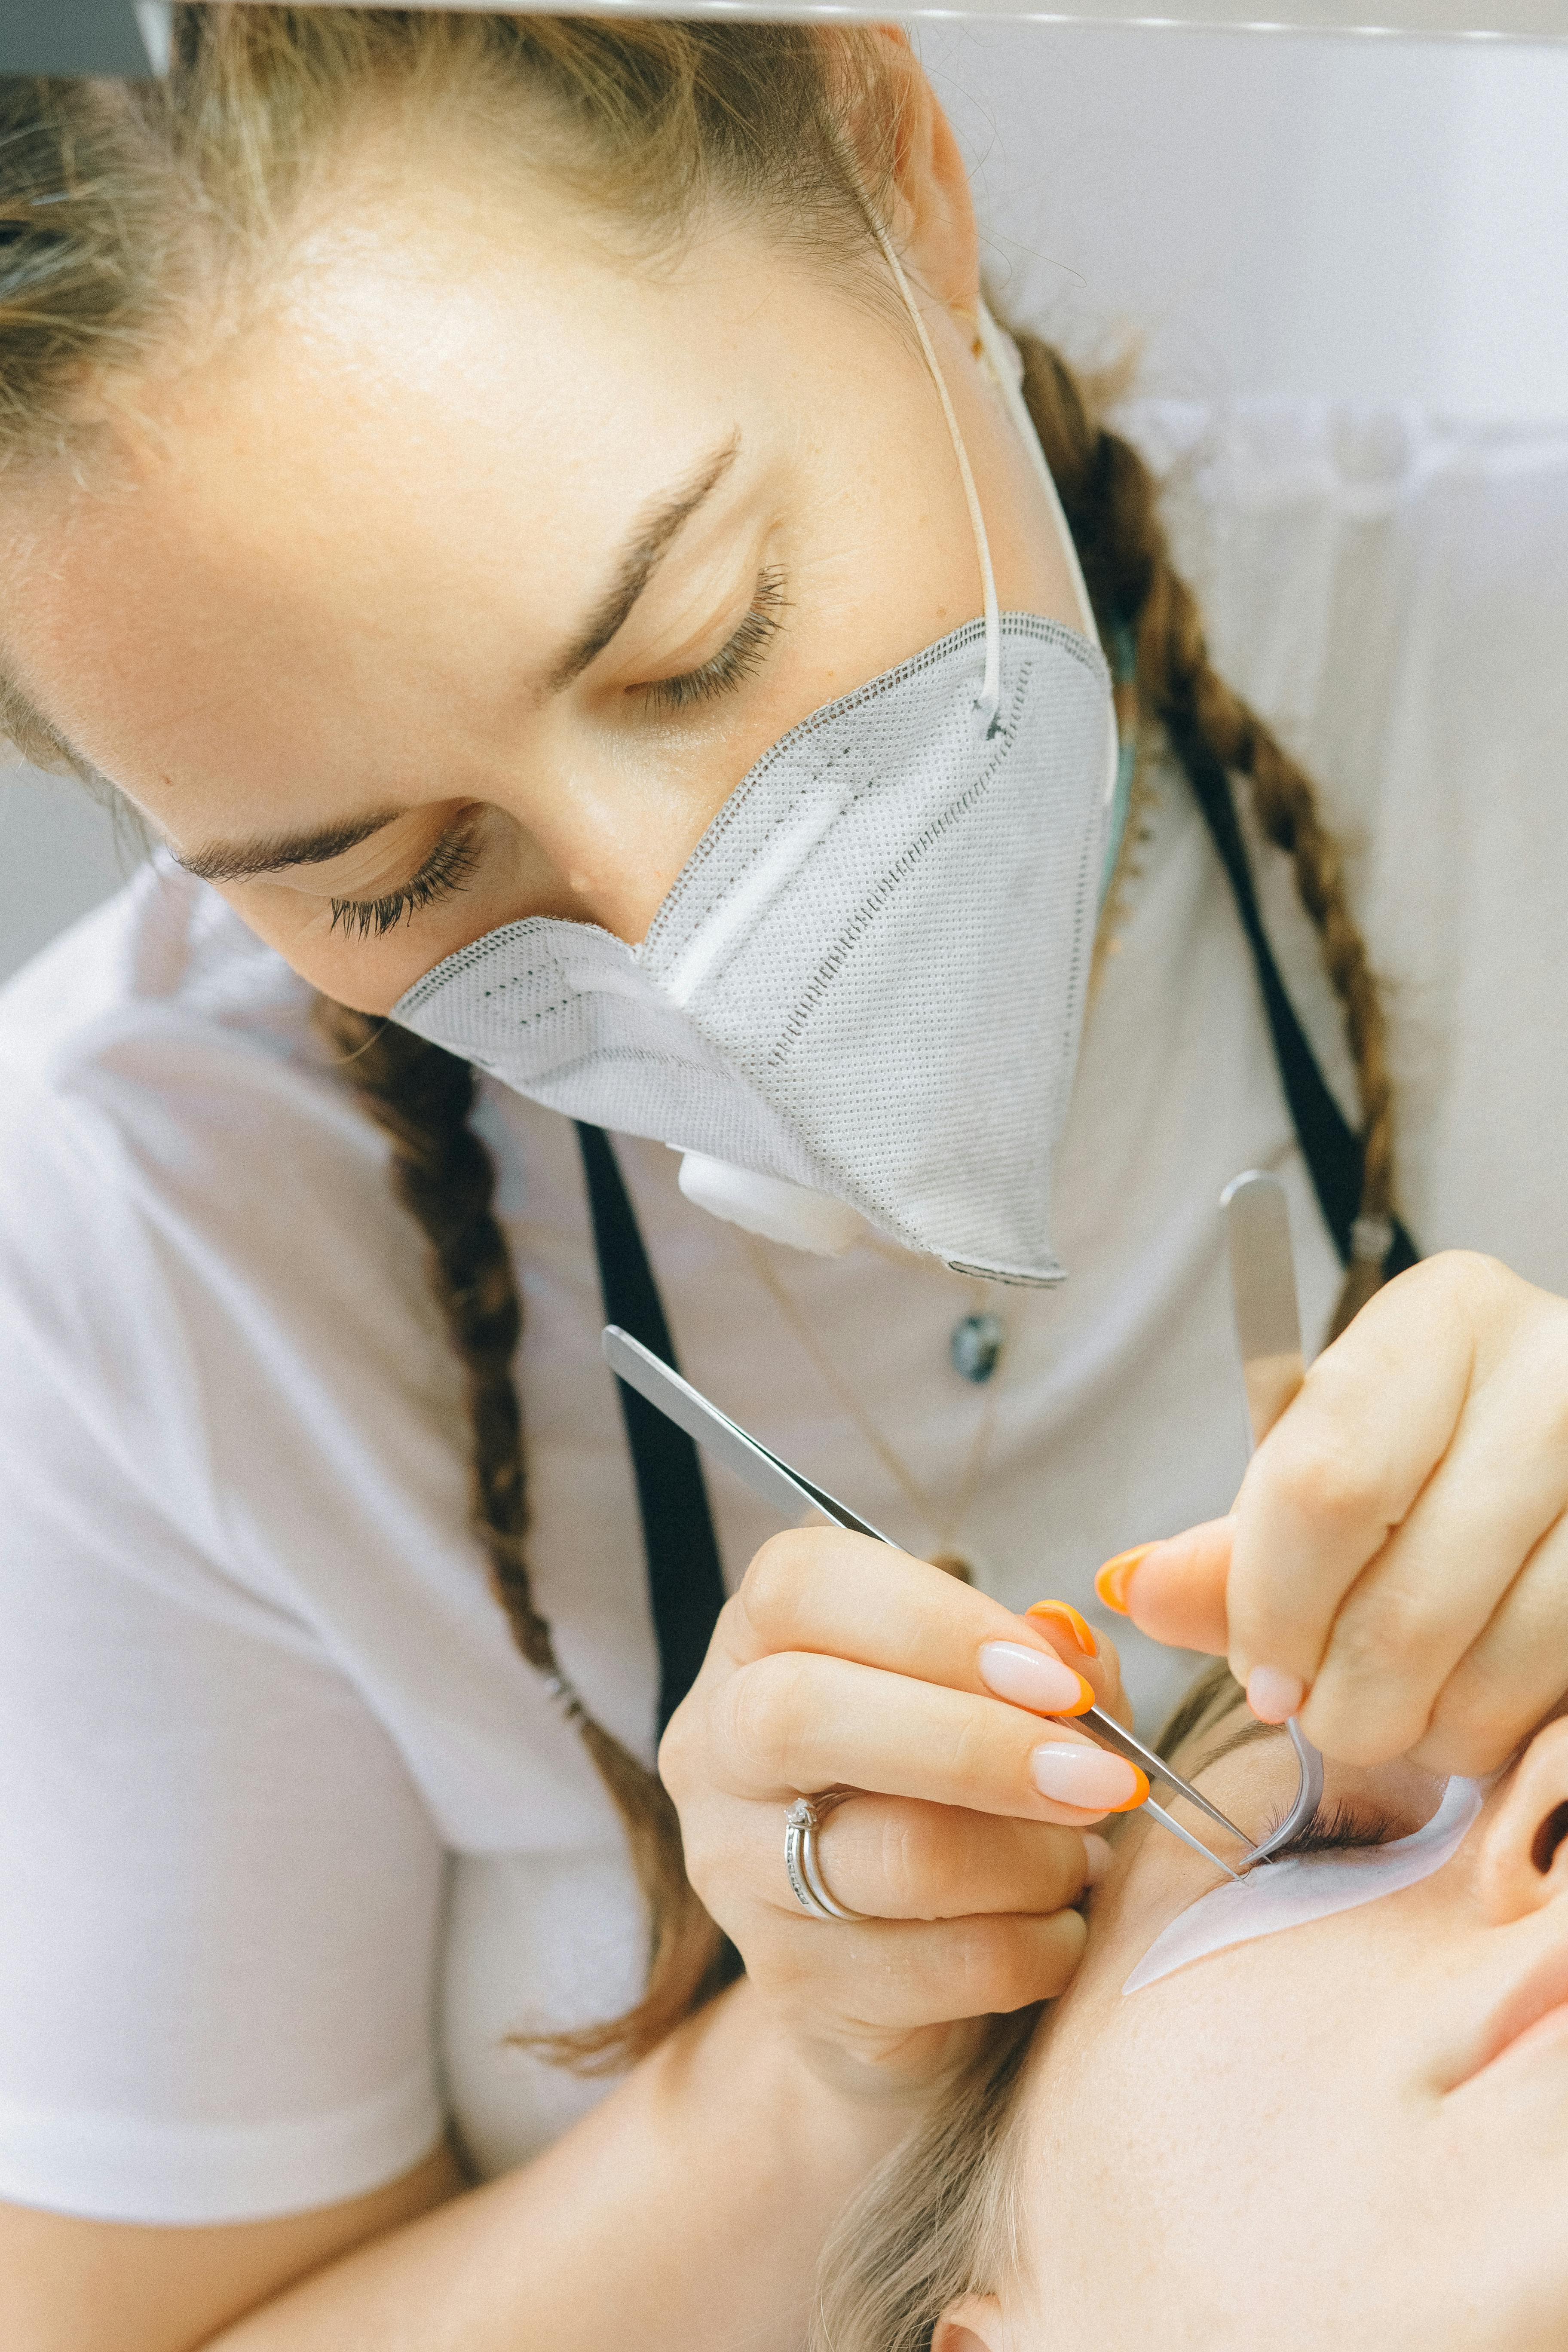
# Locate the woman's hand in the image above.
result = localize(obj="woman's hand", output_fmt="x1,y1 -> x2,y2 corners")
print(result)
658,1537 -> 1140,2100
1101,1251 -> 1568,1777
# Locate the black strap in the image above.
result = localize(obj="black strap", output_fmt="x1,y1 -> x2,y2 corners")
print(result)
1167,710 -> 1419,1280
575,1123 -> 728,1737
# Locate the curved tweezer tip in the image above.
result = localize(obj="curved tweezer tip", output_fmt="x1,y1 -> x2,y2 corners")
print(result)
1218,1170 -> 1327,1873
1242,1718 -> 1325,1865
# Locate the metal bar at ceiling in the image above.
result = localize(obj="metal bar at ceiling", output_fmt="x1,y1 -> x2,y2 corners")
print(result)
219,0 -> 1568,44
0,0 -> 1560,74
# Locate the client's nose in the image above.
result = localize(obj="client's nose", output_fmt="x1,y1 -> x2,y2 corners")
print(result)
1475,1716 -> 1568,1923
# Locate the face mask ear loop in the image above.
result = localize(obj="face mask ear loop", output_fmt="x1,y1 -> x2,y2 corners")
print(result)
972,302 -> 1099,653
870,220 -> 1002,734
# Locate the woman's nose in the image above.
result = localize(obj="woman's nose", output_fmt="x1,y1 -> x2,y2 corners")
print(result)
1475,1715 -> 1568,1923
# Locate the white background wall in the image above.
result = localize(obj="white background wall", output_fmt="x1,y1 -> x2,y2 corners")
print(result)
924,21 -> 1568,418
3,21 -> 1566,983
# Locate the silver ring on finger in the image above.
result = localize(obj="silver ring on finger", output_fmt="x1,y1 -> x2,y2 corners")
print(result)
784,1788 -> 869,1923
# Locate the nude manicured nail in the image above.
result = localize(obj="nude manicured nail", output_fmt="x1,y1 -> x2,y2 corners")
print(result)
1094,1543 -> 1159,1616
1030,1743 -> 1146,1812
1081,1831 -> 1115,1886
978,1642 -> 1093,1717
1025,1599 -> 1099,1658
1246,1666 -> 1306,1724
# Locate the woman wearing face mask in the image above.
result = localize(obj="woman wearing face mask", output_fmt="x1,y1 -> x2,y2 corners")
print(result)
1,11 -> 1566,2349
816,1654 -> 1568,2352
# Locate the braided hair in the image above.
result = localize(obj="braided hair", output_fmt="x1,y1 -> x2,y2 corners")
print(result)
1016,336 -> 1395,1338
313,1003 -> 738,2070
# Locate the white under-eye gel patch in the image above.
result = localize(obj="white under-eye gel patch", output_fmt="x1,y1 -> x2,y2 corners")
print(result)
1122,1776 -> 1483,1995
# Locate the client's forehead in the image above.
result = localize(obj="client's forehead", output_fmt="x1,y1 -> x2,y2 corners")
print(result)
1179,1704 -> 1283,1781
1158,1666 -> 1267,1782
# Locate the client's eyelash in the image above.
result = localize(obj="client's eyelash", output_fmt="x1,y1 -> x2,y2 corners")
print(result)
638,567 -> 789,714
1262,1798 -> 1400,1863
328,821 -> 483,943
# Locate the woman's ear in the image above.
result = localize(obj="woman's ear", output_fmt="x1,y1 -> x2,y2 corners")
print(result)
1475,1715 -> 1568,1922
934,2293 -> 1011,2352
859,29 -> 981,316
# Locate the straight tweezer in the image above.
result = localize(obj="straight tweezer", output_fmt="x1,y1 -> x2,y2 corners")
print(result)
601,1325 -> 1250,1878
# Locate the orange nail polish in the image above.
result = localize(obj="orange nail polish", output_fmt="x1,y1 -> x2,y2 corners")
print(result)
1106,1764 -> 1150,1813
1094,1543 -> 1159,1616
1026,1599 -> 1099,1658
1054,1669 -> 1096,1717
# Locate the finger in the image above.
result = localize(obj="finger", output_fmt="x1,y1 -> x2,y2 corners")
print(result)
1301,1328 -> 1568,1763
1022,1602 -> 1132,1722
1225,1259 -> 1484,1690
716,1649 -> 1148,1820
1099,1521 -> 1234,1655
1396,1511 -> 1568,1778
757,1905 -> 1089,2029
725,1527 -> 1099,1705
808,1796 -> 1097,1922
677,1789 -> 1103,1955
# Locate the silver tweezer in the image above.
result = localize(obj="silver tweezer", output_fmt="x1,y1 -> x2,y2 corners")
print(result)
602,1324 -> 1256,1878
1220,1172 -> 1325,1862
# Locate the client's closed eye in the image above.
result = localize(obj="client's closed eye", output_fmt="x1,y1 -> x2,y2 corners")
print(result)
1260,1797 -> 1400,1864
328,815 -> 484,941
634,566 -> 789,713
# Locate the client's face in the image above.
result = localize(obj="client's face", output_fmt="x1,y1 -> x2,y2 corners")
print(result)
1003,1698 -> 1568,2350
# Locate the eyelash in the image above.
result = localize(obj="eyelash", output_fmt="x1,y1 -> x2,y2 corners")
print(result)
1263,1798 -> 1399,1863
328,822 -> 482,943
637,567 -> 789,714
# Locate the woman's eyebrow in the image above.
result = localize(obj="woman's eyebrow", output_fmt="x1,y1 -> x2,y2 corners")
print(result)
173,805 -> 407,885
543,432 -> 741,693
172,436 -> 742,886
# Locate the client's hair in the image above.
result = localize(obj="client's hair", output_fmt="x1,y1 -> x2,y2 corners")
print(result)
0,6 -> 1393,2072
811,1660 -> 1242,2352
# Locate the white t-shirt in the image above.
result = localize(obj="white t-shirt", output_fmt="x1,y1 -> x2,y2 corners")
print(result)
1,403 -> 1565,2225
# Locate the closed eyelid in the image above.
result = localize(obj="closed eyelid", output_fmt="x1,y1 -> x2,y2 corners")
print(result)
326,808 -> 482,897
632,567 -> 788,713
324,812 -> 485,940
1188,1728 -> 1439,1859
1165,1713 -> 1400,1853
629,585 -> 754,685
619,530 -> 782,668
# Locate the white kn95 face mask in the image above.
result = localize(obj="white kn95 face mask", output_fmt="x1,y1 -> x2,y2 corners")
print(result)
393,257 -> 1118,1285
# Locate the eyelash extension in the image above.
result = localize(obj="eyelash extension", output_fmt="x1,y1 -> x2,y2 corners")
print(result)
328,821 -> 483,944
1261,1797 -> 1400,1864
639,567 -> 789,714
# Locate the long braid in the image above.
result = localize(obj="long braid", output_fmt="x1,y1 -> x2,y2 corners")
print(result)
1014,332 -> 1398,1337
314,1000 -> 735,2072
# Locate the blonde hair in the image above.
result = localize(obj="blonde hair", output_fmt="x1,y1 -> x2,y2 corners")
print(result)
810,1663 -> 1244,2351
809,2008 -> 1041,2352
0,10 -> 1393,2075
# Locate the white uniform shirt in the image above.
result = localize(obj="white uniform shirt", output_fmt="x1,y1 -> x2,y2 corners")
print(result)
1,403 -> 1565,2223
